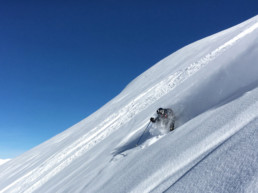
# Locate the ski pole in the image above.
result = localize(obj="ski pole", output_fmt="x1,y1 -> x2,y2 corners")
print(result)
136,121 -> 151,146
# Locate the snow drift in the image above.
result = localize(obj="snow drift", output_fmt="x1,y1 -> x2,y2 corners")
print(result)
0,15 -> 258,193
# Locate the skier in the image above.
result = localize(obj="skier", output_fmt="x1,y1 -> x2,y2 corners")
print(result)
150,108 -> 175,131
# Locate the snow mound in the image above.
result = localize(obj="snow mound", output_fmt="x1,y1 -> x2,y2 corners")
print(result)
0,15 -> 258,193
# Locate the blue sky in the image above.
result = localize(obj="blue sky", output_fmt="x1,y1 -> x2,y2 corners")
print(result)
0,0 -> 257,159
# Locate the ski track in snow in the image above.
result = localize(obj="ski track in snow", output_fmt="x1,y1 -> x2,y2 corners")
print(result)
1,21 -> 258,193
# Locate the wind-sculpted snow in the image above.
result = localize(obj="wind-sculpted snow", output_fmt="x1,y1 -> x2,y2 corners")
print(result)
0,15 -> 258,193
164,118 -> 258,193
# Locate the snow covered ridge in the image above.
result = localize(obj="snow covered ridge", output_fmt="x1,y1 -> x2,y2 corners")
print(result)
0,15 -> 258,193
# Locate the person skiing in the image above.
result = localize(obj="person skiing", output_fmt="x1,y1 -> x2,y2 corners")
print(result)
150,108 -> 175,131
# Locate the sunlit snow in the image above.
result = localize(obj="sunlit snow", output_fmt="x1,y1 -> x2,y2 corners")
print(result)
0,15 -> 258,193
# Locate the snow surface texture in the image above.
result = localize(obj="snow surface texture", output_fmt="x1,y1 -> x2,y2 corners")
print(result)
0,15 -> 258,193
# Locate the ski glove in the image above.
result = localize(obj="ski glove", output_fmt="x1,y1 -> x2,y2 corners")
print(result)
150,117 -> 156,123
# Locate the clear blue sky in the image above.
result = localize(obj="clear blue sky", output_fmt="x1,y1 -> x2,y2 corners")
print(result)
0,0 -> 257,159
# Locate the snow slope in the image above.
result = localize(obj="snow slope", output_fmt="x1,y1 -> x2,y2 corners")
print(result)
0,15 -> 258,193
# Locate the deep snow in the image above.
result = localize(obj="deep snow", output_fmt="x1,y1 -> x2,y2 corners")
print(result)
0,15 -> 258,193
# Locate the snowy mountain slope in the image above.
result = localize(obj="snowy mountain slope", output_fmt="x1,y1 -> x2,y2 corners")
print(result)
0,15 -> 258,193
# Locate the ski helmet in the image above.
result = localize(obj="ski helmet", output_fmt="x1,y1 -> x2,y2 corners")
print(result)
157,108 -> 165,115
